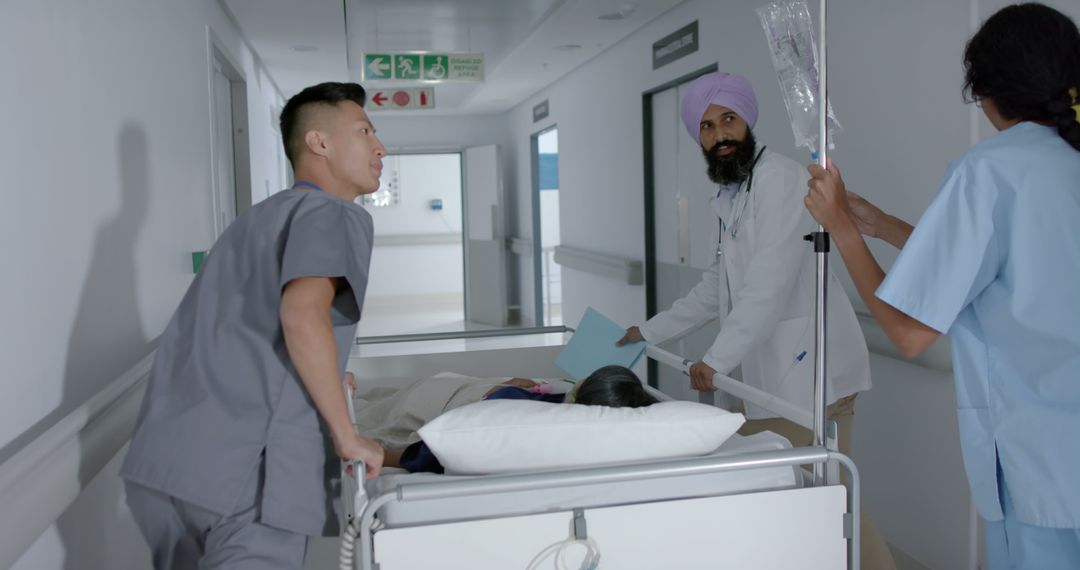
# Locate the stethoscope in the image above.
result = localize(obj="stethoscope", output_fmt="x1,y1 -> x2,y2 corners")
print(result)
716,146 -> 766,257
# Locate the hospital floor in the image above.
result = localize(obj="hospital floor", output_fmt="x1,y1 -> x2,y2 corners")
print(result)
356,293 -> 562,338
356,293 -> 470,337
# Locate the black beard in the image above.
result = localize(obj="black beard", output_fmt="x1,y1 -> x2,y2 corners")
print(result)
702,130 -> 758,185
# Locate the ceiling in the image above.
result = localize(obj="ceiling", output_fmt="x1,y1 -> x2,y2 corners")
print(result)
221,0 -> 686,116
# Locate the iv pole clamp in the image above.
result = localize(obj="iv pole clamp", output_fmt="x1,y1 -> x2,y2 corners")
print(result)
804,231 -> 830,253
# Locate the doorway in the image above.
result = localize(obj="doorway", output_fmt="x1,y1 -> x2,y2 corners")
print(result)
209,44 -> 251,237
642,65 -> 718,394
530,126 -> 562,326
356,152 -> 466,337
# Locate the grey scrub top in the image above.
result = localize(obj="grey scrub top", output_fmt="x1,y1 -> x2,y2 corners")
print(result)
121,189 -> 373,537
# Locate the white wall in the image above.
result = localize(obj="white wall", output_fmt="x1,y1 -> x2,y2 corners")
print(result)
372,113 -> 507,152
368,154 -> 464,236
364,154 -> 465,299
1,0 -> 286,567
369,114 -> 529,312
366,245 -> 464,298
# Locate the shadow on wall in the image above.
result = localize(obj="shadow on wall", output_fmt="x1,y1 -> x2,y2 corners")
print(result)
55,123 -> 153,569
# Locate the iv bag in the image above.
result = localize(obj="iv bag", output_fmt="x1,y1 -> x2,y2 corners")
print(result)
757,0 -> 840,153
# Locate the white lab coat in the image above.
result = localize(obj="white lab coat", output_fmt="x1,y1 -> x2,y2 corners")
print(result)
641,149 -> 871,419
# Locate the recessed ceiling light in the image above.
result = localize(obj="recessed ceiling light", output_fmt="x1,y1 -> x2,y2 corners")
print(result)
290,45 -> 319,53
553,44 -> 582,51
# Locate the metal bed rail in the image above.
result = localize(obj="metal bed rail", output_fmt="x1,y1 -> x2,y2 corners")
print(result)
348,449 -> 860,570
342,328 -> 855,570
645,345 -> 816,431
355,325 -> 572,346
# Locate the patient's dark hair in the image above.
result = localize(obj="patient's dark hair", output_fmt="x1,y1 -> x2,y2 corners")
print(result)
574,366 -> 658,408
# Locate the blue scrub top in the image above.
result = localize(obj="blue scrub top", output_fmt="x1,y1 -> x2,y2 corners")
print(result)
877,122 -> 1080,528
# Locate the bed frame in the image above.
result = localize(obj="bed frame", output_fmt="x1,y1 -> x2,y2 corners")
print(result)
340,327 -> 860,570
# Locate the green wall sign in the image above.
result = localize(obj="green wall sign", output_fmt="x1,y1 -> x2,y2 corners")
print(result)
362,52 -> 484,82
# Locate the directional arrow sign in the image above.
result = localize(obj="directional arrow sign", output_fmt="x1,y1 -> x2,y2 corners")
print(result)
367,88 -> 435,111
363,53 -> 392,80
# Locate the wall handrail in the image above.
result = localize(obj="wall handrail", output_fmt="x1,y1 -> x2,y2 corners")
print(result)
508,237 -> 532,256
373,233 -> 461,247
0,352 -> 154,569
552,245 -> 643,285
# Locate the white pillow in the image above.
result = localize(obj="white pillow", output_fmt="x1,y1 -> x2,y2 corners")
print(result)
417,399 -> 745,475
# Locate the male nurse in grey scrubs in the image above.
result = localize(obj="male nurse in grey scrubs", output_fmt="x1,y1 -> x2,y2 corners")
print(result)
121,82 -> 387,569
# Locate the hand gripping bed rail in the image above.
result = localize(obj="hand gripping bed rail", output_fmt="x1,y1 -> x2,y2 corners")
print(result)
341,385 -> 370,570
645,345 -> 815,430
351,448 -> 861,570
341,458 -> 367,570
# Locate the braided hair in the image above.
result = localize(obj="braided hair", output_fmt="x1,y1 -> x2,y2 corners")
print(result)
963,3 -> 1080,151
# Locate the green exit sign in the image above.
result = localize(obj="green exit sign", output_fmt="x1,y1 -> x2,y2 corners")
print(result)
361,52 -> 484,82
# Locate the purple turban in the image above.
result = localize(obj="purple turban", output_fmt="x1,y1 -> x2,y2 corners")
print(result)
680,72 -> 759,144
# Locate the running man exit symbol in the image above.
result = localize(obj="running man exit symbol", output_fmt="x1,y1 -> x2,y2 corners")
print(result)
394,54 -> 420,80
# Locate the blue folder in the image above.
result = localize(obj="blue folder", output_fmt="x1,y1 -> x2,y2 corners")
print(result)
555,307 -> 647,380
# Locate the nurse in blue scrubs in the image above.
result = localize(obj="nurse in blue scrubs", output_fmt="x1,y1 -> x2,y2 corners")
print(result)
803,3 -> 1080,568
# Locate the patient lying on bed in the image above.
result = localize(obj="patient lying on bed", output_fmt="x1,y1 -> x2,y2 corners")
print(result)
382,365 -> 658,474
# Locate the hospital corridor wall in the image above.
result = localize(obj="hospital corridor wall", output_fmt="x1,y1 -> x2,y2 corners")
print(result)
0,0 -> 287,567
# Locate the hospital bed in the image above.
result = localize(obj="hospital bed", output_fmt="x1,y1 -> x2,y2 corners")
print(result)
339,326 -> 860,570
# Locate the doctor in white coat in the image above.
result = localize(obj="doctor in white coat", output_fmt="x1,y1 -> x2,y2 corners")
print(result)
620,72 -> 870,456
619,72 -> 894,569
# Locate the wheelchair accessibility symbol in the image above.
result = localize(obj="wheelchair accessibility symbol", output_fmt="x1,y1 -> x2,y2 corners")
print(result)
423,55 -> 447,80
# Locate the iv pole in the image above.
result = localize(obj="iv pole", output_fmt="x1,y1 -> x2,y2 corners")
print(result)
809,0 -> 831,486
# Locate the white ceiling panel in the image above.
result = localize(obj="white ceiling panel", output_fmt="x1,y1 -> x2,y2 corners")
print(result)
221,0 -> 687,115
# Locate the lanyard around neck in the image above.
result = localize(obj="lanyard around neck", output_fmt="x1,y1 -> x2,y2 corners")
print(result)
292,181 -> 323,192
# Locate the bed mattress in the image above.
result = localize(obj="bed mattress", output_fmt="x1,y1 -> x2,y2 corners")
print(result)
367,430 -> 799,527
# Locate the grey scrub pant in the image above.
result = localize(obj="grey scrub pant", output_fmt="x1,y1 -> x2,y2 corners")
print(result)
124,482 -> 310,570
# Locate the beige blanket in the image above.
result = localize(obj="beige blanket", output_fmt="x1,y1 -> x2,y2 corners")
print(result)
353,373 -> 512,448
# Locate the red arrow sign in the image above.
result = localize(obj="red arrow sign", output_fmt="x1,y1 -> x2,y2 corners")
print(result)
371,91 -> 388,107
